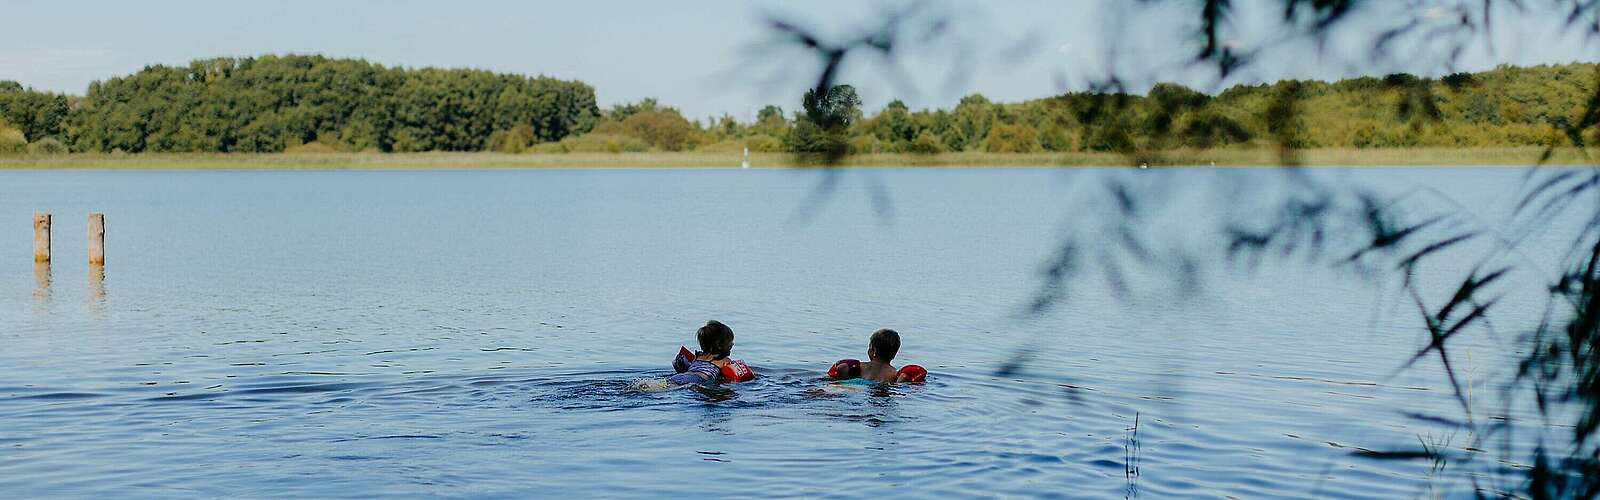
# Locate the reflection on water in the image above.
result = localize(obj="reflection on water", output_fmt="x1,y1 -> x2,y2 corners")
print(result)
32,261 -> 48,304
0,168 -> 1579,497
87,263 -> 104,317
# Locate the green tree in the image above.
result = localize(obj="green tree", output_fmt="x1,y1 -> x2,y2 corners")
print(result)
905,129 -> 945,154
27,137 -> 68,155
66,55 -> 597,153
0,81 -> 70,142
607,97 -> 661,122
0,127 -> 25,154
488,125 -> 537,153
618,110 -> 695,151
869,99 -> 915,145
788,85 -> 861,158
1179,111 -> 1251,148
753,105 -> 790,139
951,94 -> 995,152
801,84 -> 861,130
981,121 -> 1040,153
757,105 -> 786,123
784,118 -> 848,155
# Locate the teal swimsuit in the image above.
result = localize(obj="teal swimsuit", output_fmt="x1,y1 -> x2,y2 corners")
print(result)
837,378 -> 881,386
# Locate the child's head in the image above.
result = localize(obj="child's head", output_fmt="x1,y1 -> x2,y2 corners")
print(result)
697,320 -> 735,358
867,328 -> 900,362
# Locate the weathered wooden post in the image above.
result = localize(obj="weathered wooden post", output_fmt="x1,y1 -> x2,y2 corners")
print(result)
88,213 -> 104,265
33,212 -> 50,262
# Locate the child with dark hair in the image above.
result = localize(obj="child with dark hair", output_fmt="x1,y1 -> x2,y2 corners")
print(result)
828,328 -> 927,384
668,320 -> 752,385
859,328 -> 901,383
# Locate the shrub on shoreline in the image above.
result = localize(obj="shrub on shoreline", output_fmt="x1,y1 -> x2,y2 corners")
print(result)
0,129 -> 25,155
26,137 -> 67,155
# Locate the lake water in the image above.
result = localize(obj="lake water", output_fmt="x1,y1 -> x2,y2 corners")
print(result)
0,167 -> 1580,498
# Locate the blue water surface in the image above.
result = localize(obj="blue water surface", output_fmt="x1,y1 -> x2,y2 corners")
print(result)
0,167 -> 1579,497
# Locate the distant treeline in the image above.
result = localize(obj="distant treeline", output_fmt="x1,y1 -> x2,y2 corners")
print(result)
1,56 -> 1596,155
0,55 -> 597,154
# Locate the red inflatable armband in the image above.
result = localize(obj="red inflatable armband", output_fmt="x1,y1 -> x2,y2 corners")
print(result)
673,346 -> 695,373
720,359 -> 755,382
896,364 -> 927,383
828,359 -> 862,379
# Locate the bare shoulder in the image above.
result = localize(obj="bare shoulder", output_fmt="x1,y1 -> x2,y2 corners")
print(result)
864,364 -> 899,383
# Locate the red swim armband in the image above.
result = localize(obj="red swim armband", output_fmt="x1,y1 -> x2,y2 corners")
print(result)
720,359 -> 755,382
828,359 -> 863,379
896,364 -> 927,383
673,346 -> 695,373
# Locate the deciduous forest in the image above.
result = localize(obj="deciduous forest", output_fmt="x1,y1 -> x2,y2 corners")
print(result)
0,55 -> 1595,156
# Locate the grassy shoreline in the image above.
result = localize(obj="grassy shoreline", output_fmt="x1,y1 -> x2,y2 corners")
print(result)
0,147 -> 1594,169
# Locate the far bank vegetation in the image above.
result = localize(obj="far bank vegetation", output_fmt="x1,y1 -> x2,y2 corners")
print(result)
1,55 -> 1597,159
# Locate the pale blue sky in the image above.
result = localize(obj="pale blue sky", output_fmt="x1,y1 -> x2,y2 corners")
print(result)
1,0 -> 1594,120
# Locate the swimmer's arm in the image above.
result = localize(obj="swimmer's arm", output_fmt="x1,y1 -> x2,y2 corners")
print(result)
666,371 -> 709,385
666,361 -> 719,385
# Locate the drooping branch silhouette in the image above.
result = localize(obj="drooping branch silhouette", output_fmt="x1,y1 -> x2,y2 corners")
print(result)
757,0 -> 1600,496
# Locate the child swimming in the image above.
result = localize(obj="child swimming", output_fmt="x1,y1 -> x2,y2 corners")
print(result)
827,328 -> 927,384
666,320 -> 754,385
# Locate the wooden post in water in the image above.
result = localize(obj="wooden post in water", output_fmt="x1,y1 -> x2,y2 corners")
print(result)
87,213 -> 105,265
33,212 -> 50,262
